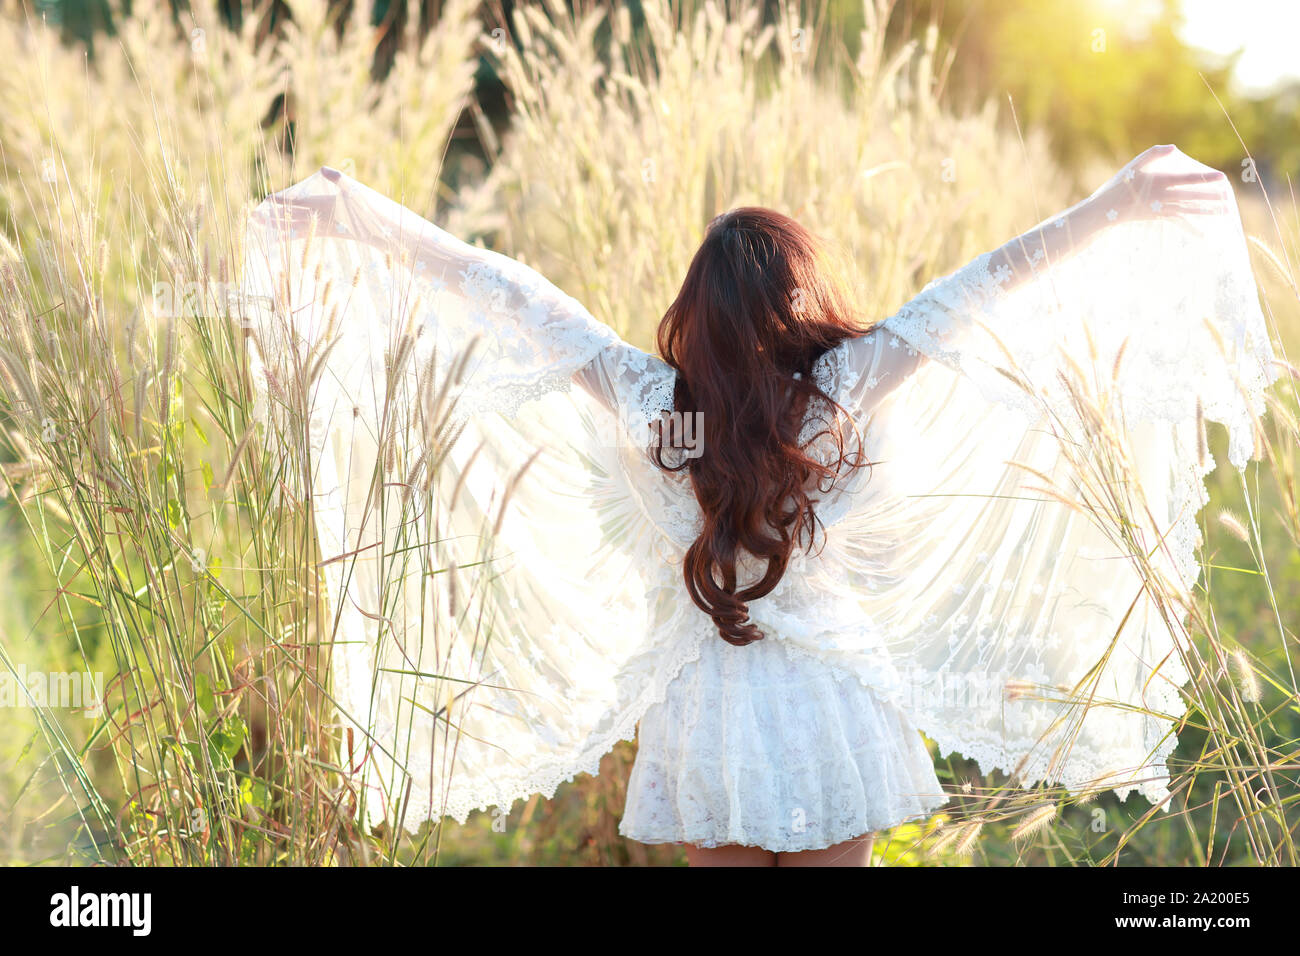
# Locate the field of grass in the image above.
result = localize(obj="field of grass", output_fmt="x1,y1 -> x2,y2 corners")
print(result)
0,0 -> 1296,866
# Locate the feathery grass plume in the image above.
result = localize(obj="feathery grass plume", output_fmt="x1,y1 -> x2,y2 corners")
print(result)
1111,335 -> 1129,382
1196,395 -> 1207,469
1263,391 -> 1299,438
1004,678 -> 1038,701
300,215 -> 319,273
445,440 -> 484,514
926,819 -> 961,856
217,424 -> 257,491
493,448 -> 543,537
1072,786 -> 1100,806
403,447 -> 429,506
1230,649 -> 1262,704
306,331 -> 344,390
0,347 -> 42,414
384,425 -> 399,475
1246,233 -> 1296,293
1216,507 -> 1250,542
1009,803 -> 1057,841
1273,357 -> 1300,382
952,819 -> 985,856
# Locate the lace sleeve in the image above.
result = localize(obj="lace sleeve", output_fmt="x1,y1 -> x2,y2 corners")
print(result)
811,326 -> 927,426
806,145 -> 1282,808
234,167 -> 696,832
875,144 -> 1278,470
239,165 -> 636,426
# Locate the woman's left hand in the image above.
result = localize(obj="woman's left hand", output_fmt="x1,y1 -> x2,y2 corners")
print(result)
1099,144 -> 1232,223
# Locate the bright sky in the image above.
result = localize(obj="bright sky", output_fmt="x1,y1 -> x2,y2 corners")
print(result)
1177,0 -> 1300,94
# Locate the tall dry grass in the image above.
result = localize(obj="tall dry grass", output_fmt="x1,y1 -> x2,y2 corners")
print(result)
0,0 -> 1295,865
0,0 -> 482,865
460,0 -> 1071,346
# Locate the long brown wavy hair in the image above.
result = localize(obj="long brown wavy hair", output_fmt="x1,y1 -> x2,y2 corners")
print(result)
654,207 -> 873,646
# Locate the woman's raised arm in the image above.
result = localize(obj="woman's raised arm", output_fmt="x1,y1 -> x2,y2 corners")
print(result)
239,165 -> 648,423
982,144 -> 1231,295
817,145 -> 1273,478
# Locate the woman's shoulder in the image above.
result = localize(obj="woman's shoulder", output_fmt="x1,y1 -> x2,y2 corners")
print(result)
811,328 -> 884,395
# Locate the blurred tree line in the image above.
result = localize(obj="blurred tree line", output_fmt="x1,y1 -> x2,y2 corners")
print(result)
15,0 -> 1298,195
17,0 -> 467,78
837,0 -> 1300,184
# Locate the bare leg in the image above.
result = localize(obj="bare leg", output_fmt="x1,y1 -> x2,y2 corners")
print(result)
776,832 -> 876,867
683,843 -> 778,867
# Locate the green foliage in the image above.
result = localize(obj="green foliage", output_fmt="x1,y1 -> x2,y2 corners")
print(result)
848,0 -> 1300,185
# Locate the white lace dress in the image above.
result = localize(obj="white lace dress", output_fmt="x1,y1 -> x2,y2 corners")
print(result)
238,146 -> 1280,852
